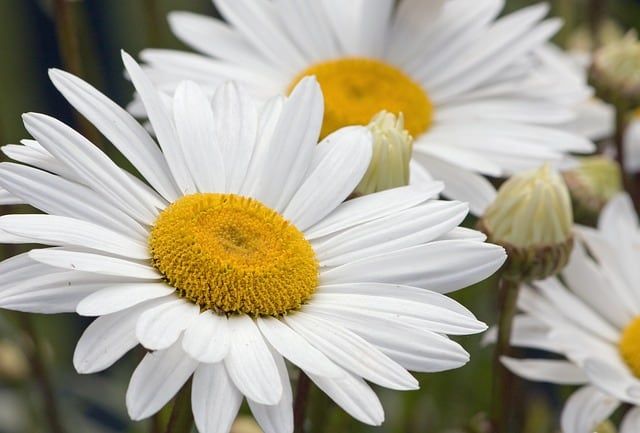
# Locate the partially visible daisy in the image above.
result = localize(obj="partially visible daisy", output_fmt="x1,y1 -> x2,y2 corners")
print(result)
0,52 -> 506,433
501,194 -> 640,433
135,0 -> 595,214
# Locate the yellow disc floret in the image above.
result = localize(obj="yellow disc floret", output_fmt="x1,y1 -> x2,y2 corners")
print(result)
289,57 -> 434,138
619,316 -> 640,377
149,193 -> 318,316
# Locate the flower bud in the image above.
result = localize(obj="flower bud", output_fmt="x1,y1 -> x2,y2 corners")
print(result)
595,421 -> 617,433
353,111 -> 413,196
0,340 -> 29,382
591,31 -> 640,107
563,156 -> 622,226
231,416 -> 263,433
477,165 -> 573,282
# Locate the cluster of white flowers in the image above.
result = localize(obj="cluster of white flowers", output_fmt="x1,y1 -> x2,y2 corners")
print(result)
0,1 -> 638,433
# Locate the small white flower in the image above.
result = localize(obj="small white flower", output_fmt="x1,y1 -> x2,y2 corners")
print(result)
0,52 -> 506,433
500,194 -> 640,433
135,0 -> 596,215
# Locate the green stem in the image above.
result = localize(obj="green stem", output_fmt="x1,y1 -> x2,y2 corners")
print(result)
293,371 -> 312,433
165,380 -> 193,433
19,314 -> 66,433
490,277 -> 521,433
143,0 -> 163,47
588,0 -> 608,47
52,0 -> 103,148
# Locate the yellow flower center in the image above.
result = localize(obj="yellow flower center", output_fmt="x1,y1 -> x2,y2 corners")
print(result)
619,316 -> 640,377
289,57 -> 434,138
148,193 -> 319,316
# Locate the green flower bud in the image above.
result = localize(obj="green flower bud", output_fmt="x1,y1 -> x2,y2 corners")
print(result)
591,31 -> 640,107
354,111 -> 413,196
563,156 -> 623,226
594,420 -> 617,433
478,165 -> 573,282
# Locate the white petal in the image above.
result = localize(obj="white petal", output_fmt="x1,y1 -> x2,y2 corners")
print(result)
48,69 -> 180,202
560,386 -> 619,433
312,200 -> 468,266
191,363 -> 243,433
0,269 -> 123,314
306,303 -> 470,372
0,187 -> 23,205
501,357 -> 588,385
307,293 -> 485,335
285,312 -> 417,390
320,240 -> 506,294
307,370 -> 384,426
214,0 -> 306,73
136,298 -> 200,351
304,182 -> 443,239
173,81 -> 226,193
283,127 -> 372,231
168,12 -> 276,72
248,350 -> 294,433
0,214 -> 149,259
76,283 -> 174,316
22,113 -> 159,224
126,341 -> 198,420
182,311 -> 230,364
598,193 -> 638,243
121,51 -> 196,194
209,81 -> 259,193
0,163 -> 147,241
621,407 -> 640,433
257,317 -> 343,378
251,77 -> 322,211
29,249 -> 161,280
73,299 -> 166,374
412,152 -> 497,215
583,358 -> 640,404
224,315 -> 282,405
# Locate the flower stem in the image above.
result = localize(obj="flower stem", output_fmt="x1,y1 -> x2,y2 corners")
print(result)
52,0 -> 103,148
165,380 -> 193,433
143,0 -> 163,47
293,370 -> 312,433
490,277 -> 521,433
19,314 -> 66,433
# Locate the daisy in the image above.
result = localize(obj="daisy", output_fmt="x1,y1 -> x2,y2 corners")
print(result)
0,52 -> 506,433
135,0 -> 596,215
500,194 -> 640,433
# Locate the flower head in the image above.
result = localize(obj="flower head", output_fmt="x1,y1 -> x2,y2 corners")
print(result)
563,156 -> 622,226
353,111 -> 413,196
592,31 -> 640,105
501,194 -> 640,433
478,164 -> 573,281
0,52 -> 506,433
135,0 -> 595,215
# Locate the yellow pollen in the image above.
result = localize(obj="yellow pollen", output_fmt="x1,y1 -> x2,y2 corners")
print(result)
148,193 -> 319,316
619,316 -> 640,377
289,57 -> 434,138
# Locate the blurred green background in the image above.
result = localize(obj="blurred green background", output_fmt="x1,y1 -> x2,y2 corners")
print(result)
0,1 -> 638,432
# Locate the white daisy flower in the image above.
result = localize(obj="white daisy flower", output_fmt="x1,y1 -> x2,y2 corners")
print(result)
500,194 -> 640,433
135,0 -> 596,215
0,52 -> 506,433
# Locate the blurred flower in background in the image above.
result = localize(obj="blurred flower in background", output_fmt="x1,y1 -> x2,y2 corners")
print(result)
137,0 -> 596,215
